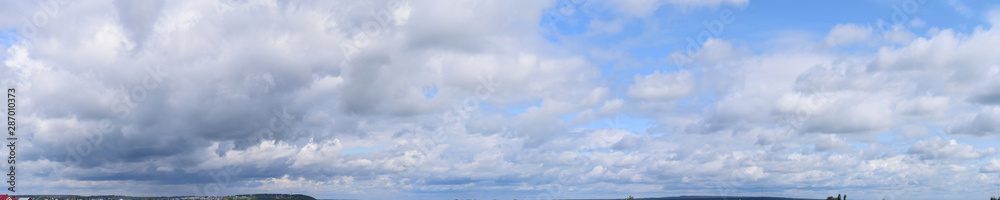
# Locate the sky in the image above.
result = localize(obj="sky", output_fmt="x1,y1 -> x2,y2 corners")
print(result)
2,0 -> 1000,199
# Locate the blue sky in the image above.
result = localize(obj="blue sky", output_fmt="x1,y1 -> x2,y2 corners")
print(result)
3,0 -> 1000,200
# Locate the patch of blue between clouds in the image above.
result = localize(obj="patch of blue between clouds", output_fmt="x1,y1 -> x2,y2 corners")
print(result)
538,0 -> 1000,154
503,99 -> 542,115
844,141 -> 861,149
422,85 -> 438,99
539,0 -> 593,43
504,106 -> 527,115
577,114 -> 653,135
559,112 -> 576,122
0,30 -> 18,60
877,133 -> 894,143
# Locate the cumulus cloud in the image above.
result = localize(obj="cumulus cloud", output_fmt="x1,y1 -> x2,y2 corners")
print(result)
627,70 -> 694,102
982,158 -> 1000,173
3,0 -> 1000,199
968,76 -> 1000,105
950,106 -> 1000,136
988,8 -> 1000,27
809,134 -> 853,152
907,137 -> 996,160
895,95 -> 950,118
609,0 -> 748,18
824,24 -> 872,46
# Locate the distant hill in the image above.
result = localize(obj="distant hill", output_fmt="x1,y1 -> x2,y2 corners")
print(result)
639,196 -> 823,200
13,194 -> 317,200
233,194 -> 316,200
16,194 -> 817,200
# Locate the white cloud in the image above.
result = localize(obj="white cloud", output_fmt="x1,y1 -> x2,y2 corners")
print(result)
968,72 -> 1000,105
946,0 -> 973,17
607,0 -> 748,18
5,0 -> 1000,199
982,158 -> 1000,173
950,106 -> 1000,135
907,137 -> 997,160
988,8 -> 1000,27
627,70 -> 693,102
809,134 -> 853,152
895,95 -> 950,118
825,24 -> 872,46
909,18 -> 926,28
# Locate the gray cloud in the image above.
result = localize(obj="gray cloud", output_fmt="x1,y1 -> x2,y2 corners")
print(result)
907,136 -> 997,160
3,1 -> 1000,199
